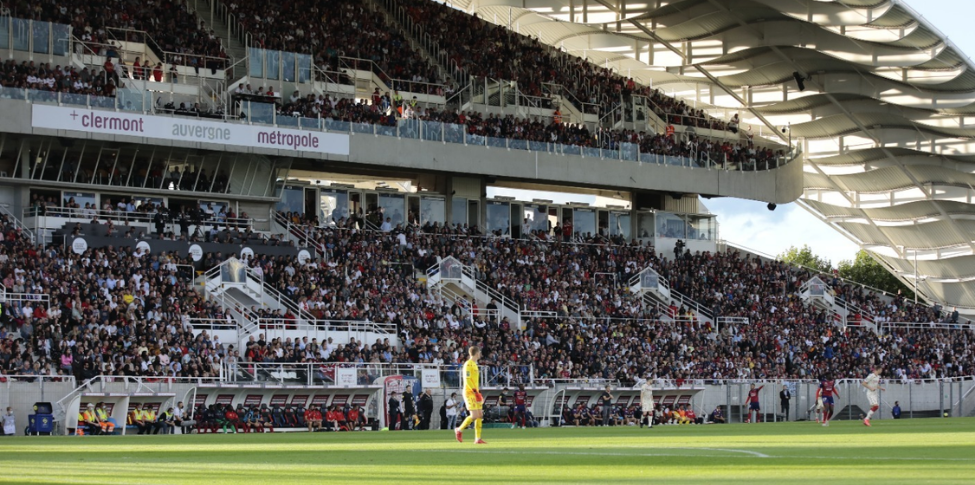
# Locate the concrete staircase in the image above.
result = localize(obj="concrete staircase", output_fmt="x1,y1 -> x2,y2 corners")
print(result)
188,0 -> 249,82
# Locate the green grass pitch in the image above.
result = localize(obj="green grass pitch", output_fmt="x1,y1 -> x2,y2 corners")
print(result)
2,419 -> 974,484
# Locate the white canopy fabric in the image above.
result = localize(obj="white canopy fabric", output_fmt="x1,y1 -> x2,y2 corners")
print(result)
443,0 -> 975,310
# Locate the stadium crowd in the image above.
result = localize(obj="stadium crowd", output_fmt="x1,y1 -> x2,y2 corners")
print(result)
1,209 -> 972,392
226,0 -> 440,92
0,59 -> 119,100
270,93 -> 783,168
8,0 -> 228,69
393,0 -> 736,132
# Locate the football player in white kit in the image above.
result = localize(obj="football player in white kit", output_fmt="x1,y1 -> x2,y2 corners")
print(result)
640,378 -> 655,429
862,365 -> 886,427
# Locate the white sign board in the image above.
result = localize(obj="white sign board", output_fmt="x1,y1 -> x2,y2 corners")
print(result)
31,105 -> 350,156
335,367 -> 357,387
421,369 -> 441,388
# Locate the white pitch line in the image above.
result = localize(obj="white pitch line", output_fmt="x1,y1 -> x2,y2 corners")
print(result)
432,448 -> 771,459
433,449 -> 975,463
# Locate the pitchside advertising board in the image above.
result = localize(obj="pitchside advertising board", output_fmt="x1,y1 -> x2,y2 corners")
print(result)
31,105 -> 351,156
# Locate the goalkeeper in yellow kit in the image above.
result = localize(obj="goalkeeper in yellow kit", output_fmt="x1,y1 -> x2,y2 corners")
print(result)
454,346 -> 487,444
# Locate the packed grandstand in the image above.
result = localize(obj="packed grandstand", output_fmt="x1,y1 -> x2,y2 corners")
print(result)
1,207 -> 970,388
0,0 -> 973,437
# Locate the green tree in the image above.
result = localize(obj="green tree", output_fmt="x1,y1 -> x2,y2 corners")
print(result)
778,244 -> 832,272
837,250 -> 914,298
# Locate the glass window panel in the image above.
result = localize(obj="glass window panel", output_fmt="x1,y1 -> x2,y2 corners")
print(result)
266,50 -> 280,80
0,87 -> 24,101
118,89 -> 144,112
277,115 -> 299,128
573,209 -> 596,238
244,102 -> 274,125
637,212 -> 654,239
524,204 -> 548,235
282,52 -> 295,82
12,18 -> 29,51
419,196 -> 445,227
465,133 -> 484,146
610,212 -> 631,240
320,189 -> 349,225
378,194 -> 406,227
376,125 -> 396,137
297,54 -> 312,83
528,141 -> 546,152
52,23 -> 70,56
0,17 -> 9,50
422,121 -> 442,141
90,95 -> 116,109
486,137 -> 506,148
398,119 -> 419,139
62,192 -> 97,214
485,202 -> 510,236
248,47 -> 264,78
451,197 -> 467,226
324,119 -> 350,133
27,89 -> 58,105
275,186 -> 304,214
620,143 -> 638,161
656,212 -> 686,239
31,21 -> 50,54
444,124 -> 465,144
583,147 -> 600,158
299,117 -> 321,130
352,122 -> 373,134
688,214 -> 715,241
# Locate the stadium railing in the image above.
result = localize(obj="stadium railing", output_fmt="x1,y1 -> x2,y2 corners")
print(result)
220,361 -> 528,390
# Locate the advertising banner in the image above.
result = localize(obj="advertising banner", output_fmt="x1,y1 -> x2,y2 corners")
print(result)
32,104 -> 350,156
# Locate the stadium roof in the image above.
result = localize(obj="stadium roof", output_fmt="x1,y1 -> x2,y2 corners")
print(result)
448,0 -> 975,311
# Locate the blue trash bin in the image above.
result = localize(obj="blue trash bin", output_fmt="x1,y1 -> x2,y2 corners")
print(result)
27,402 -> 54,435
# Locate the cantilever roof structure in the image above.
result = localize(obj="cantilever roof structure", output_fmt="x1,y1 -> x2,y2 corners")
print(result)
447,0 -> 975,310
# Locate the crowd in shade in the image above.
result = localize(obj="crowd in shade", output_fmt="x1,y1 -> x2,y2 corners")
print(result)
2,209 -> 971,387
393,0 -> 737,130
226,0 -> 439,91
8,0 -> 227,69
0,60 -> 119,100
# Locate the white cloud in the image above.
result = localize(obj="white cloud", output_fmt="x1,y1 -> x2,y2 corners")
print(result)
708,199 -> 860,266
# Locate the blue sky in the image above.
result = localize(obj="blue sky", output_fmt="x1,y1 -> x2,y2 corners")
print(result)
707,0 -> 970,266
